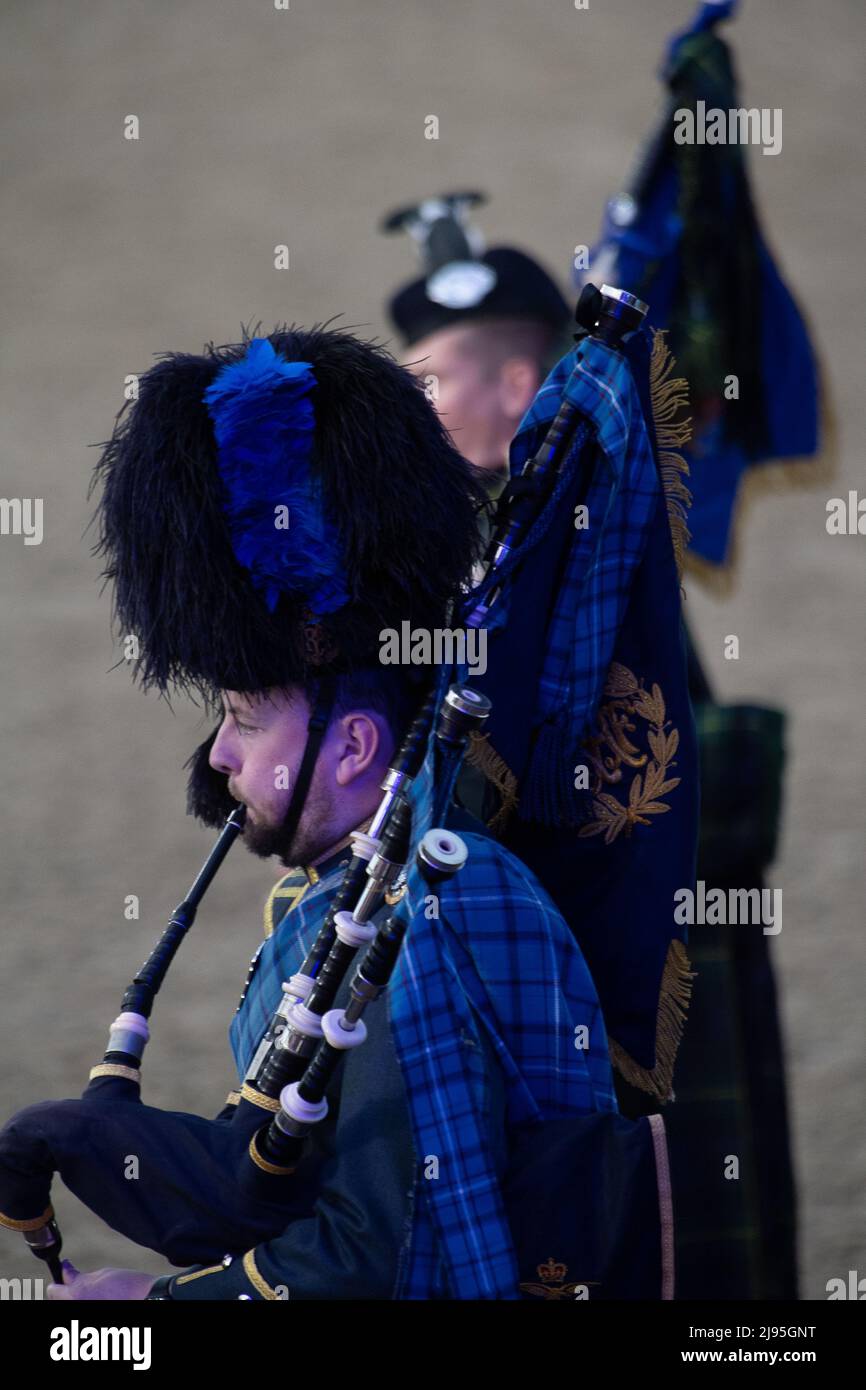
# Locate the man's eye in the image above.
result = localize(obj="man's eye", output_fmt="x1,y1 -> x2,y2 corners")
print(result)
225,714 -> 258,734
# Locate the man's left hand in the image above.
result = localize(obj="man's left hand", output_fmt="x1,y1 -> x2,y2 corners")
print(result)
46,1260 -> 158,1300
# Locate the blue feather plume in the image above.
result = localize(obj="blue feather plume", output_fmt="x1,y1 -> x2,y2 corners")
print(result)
203,338 -> 349,615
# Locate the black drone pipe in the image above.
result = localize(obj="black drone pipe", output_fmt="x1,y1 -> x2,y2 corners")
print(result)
255,826 -> 469,1180
242,687 -> 489,1191
235,683 -> 491,1191
0,805 -> 246,1282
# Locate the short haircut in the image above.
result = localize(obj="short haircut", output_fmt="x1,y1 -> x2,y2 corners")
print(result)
453,316 -> 562,380
186,667 -> 422,827
330,666 -> 419,744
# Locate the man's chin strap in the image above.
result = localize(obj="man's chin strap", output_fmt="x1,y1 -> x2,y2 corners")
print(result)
278,675 -> 337,851
185,677 -> 337,834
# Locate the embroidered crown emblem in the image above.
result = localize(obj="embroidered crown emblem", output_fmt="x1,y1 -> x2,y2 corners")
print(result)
518,1256 -> 598,1301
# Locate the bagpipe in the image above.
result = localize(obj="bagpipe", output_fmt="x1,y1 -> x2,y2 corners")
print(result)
0,286 -> 682,1299
0,681 -> 489,1274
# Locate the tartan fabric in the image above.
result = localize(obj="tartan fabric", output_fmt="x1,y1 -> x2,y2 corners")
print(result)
227,340 -> 667,1297
667,892 -> 798,1299
390,832 -> 616,1298
584,0 -> 822,569
694,702 -> 786,880
664,916 -> 759,1297
230,862 -> 348,1077
230,779 -> 616,1299
667,658 -> 796,1298
456,329 -> 697,1084
506,332 -> 661,769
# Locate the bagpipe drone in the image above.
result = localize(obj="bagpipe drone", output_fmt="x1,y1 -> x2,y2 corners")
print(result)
0,287 -> 690,1299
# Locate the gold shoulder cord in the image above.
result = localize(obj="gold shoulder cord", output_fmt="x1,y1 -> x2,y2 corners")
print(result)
242,1250 -> 280,1300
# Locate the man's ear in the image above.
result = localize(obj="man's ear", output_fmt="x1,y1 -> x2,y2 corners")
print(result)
332,710 -> 387,787
498,357 -> 541,423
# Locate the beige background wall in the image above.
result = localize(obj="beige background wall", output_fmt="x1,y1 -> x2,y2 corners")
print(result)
1,0 -> 863,1297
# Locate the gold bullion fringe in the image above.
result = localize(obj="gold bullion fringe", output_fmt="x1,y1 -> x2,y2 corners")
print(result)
649,329 -> 693,585
608,938 -> 696,1102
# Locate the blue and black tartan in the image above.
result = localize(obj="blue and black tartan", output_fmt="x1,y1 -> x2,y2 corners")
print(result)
228,334 -> 688,1295
470,332 -> 662,830
513,333 -> 661,755
230,763 -> 616,1301
459,328 -> 697,1084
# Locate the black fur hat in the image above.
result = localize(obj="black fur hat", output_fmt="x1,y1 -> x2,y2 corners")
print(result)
90,323 -> 487,824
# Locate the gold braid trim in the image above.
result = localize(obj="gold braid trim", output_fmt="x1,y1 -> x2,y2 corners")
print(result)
465,731 -> 519,835
243,1249 -> 279,1300
248,1133 -> 296,1177
240,1082 -> 281,1112
649,329 -> 693,584
175,1263 -> 224,1286
89,1064 -> 141,1085
263,871 -> 312,939
0,1205 -> 54,1232
607,938 -> 696,1102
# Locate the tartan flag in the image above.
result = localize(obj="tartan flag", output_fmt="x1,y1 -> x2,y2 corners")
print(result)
460,323 -> 699,1103
583,0 -> 827,574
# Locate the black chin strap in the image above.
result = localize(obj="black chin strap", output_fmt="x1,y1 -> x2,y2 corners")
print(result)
280,675 -> 337,850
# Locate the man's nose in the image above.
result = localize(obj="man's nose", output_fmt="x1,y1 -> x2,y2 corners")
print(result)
208,719 -> 239,775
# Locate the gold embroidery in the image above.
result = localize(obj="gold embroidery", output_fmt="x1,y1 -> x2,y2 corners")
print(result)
464,730 -> 519,835
519,1256 -> 598,1301
608,938 -> 696,1102
224,1090 -> 241,1107
649,329 -> 692,584
578,663 -> 681,844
